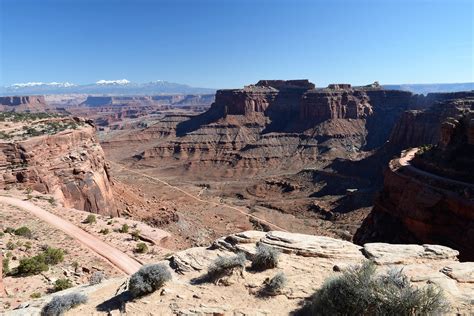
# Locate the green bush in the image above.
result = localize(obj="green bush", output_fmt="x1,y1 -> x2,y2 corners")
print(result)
17,255 -> 49,275
84,214 -> 96,224
207,253 -> 246,284
25,241 -> 32,250
305,261 -> 449,315
42,247 -> 65,265
30,292 -> 42,299
53,278 -> 73,292
128,264 -> 172,298
14,226 -> 33,238
135,242 -> 148,253
6,241 -> 16,250
251,243 -> 280,271
118,223 -> 129,233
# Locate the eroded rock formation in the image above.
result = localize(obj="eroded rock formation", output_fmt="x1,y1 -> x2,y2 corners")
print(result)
13,231 -> 474,315
0,118 -> 117,215
0,96 -> 51,112
355,97 -> 474,260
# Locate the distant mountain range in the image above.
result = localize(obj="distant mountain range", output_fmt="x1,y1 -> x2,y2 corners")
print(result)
0,80 -> 216,96
383,82 -> 474,95
1,80 -> 472,96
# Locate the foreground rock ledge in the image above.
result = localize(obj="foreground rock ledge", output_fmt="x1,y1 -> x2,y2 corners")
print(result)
8,231 -> 474,315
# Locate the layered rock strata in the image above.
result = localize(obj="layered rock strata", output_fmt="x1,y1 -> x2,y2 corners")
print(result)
0,118 -> 116,215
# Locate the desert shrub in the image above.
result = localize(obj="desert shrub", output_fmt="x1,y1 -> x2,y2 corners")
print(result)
207,253 -> 246,283
2,257 -> 10,276
306,261 -> 449,316
84,214 -> 96,224
4,227 -> 15,234
6,241 -> 16,250
135,242 -> 148,253
89,271 -> 105,285
42,247 -> 64,265
25,241 -> 32,250
14,226 -> 32,238
30,292 -> 42,299
251,243 -> 280,271
41,293 -> 87,316
118,223 -> 129,233
53,278 -> 73,292
99,228 -> 110,235
72,261 -> 79,271
263,272 -> 287,295
128,263 -> 172,298
0,232 -> 4,238
48,197 -> 56,205
17,255 -> 49,275
131,230 -> 141,241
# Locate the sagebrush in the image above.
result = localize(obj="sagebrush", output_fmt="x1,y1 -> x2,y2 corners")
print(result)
128,263 -> 172,298
41,293 -> 87,316
89,271 -> 105,285
207,253 -> 246,283
263,272 -> 287,295
306,261 -> 449,315
251,243 -> 280,271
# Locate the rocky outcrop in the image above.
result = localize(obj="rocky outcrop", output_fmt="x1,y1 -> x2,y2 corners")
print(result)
11,231 -> 474,315
135,80 -> 440,176
0,96 -> 51,112
0,118 -> 117,215
355,103 -> 474,260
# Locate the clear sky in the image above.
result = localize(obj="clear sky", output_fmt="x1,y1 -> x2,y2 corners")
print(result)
0,0 -> 472,88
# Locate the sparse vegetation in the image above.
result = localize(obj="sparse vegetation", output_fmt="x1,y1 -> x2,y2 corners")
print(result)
48,197 -> 56,205
30,292 -> 42,299
128,263 -> 172,298
262,272 -> 287,295
304,261 -> 449,315
41,293 -> 87,316
131,230 -> 141,241
99,228 -> 110,235
53,278 -> 73,292
207,253 -> 246,284
72,261 -> 79,272
251,243 -> 280,271
4,227 -> 15,234
16,247 -> 64,276
2,257 -> 10,276
118,223 -> 129,233
89,271 -> 105,285
134,242 -> 148,253
6,241 -> 16,250
84,214 -> 97,224
25,241 -> 32,250
14,226 -> 33,238
17,255 -> 49,275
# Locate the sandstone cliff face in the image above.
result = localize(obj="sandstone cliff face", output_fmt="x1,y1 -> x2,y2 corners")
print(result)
355,99 -> 474,260
0,96 -> 51,112
0,119 -> 116,215
135,81 -> 435,176
13,231 -> 474,315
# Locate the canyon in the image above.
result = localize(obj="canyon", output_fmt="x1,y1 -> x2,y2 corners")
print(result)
0,80 -> 473,314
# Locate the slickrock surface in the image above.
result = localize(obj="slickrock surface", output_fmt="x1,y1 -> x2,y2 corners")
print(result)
8,230 -> 473,315
0,117 -> 116,215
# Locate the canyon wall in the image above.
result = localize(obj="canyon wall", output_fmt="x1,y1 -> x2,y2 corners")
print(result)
355,96 -> 474,260
0,118 -> 117,215
0,95 -> 51,112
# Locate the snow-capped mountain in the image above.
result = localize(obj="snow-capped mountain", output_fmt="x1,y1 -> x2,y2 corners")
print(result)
0,80 -> 215,95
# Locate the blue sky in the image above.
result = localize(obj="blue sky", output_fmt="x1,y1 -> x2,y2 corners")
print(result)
0,0 -> 472,88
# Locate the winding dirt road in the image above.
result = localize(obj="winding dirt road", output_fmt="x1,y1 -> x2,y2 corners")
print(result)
0,196 -> 141,275
108,160 -> 289,232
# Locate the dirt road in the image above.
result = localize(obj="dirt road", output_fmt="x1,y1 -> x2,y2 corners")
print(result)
0,196 -> 141,275
108,160 -> 289,232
